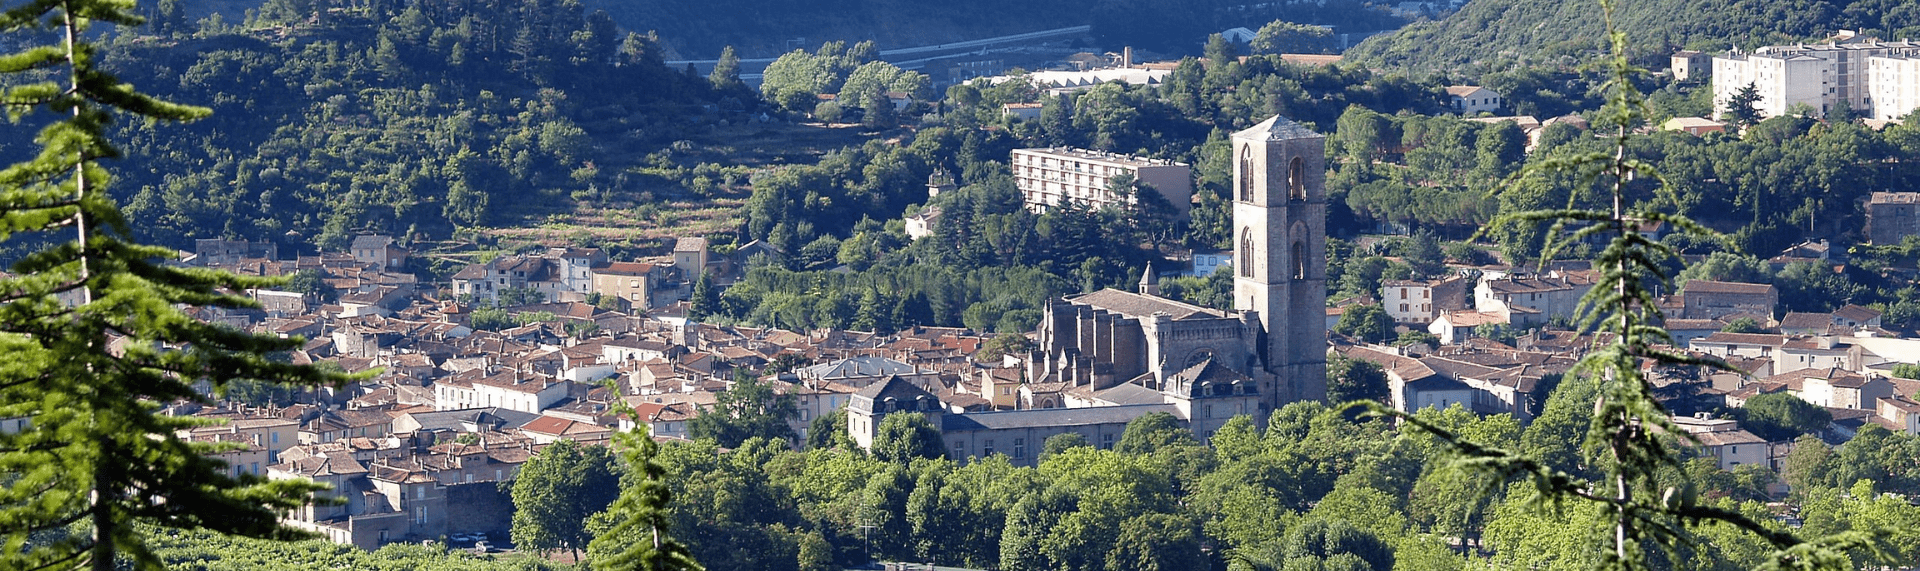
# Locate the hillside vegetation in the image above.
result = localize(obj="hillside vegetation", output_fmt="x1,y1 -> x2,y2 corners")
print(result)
1347,0 -> 1920,74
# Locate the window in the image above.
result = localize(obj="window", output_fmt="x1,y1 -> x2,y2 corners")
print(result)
984,439 -> 995,456
1240,229 -> 1255,278
1287,157 -> 1306,200
1292,241 -> 1306,280
1014,438 -> 1026,459
952,442 -> 966,458
1400,289 -> 1408,299
1101,433 -> 1114,449
415,486 -> 424,500
415,506 -> 426,525
1238,146 -> 1255,202
1205,404 -> 1214,418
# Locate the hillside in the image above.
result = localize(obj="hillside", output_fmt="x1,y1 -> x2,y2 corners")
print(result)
602,0 -> 1409,58
1346,0 -> 1920,74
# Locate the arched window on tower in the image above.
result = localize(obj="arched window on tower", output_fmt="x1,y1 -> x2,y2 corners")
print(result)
1239,146 -> 1255,202
1288,157 -> 1306,201
1291,241 -> 1306,280
1240,228 -> 1254,278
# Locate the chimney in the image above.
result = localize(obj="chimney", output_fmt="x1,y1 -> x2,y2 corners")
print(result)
1122,46 -> 1133,68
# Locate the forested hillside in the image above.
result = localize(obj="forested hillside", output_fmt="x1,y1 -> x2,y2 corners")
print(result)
593,0 -> 1409,57
1348,0 -> 1920,74
13,0 -> 739,256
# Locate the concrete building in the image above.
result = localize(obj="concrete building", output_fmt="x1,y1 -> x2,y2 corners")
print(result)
1189,250 -> 1232,277
1670,414 -> 1768,471
1445,86 -> 1503,114
1712,38 -> 1920,120
1868,53 -> 1920,121
1010,147 -> 1192,219
1867,192 -> 1920,245
1382,275 -> 1469,325
590,261 -> 677,310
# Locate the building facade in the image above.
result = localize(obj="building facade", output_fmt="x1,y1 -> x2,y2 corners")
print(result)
1010,147 -> 1192,219
1713,39 -> 1920,120
1868,192 -> 1920,245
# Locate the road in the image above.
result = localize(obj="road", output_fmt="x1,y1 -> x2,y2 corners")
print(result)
665,25 -> 1092,84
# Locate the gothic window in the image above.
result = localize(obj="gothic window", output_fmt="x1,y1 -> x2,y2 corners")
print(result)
1239,228 -> 1254,278
1238,145 -> 1254,202
1291,241 -> 1306,280
1184,348 -> 1214,368
1288,157 -> 1306,200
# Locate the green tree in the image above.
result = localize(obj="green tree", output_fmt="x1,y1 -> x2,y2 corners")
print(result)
1740,393 -> 1831,442
0,3 -> 358,569
1722,83 -> 1763,128
1042,432 -> 1090,461
689,271 -> 718,322
688,372 -> 798,447
806,408 -> 855,451
1333,304 -> 1394,343
1892,363 -> 1920,380
1204,33 -> 1237,65
1115,412 -> 1198,455
1402,230 -> 1446,278
872,412 -> 944,463
709,45 -> 744,93
1720,316 -> 1765,333
588,416 -> 704,571
1326,354 -> 1390,406
1675,251 -> 1770,288
1250,20 -> 1333,55
510,439 -> 621,559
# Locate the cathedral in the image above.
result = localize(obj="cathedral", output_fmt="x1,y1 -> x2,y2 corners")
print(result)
1027,115 -> 1329,419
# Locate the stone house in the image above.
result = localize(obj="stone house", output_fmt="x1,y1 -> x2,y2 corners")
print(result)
1680,280 -> 1778,320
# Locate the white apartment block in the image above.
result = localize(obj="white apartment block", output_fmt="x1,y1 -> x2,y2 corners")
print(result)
1713,39 -> 1920,121
1010,148 -> 1192,219
1869,55 -> 1920,121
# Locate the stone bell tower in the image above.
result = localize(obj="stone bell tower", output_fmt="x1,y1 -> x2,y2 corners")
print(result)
1230,115 -> 1328,405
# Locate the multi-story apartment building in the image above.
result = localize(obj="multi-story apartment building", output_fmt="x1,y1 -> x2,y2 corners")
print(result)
1713,37 -> 1920,120
1010,147 -> 1192,219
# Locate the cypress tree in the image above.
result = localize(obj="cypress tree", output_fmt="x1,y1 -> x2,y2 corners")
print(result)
589,398 -> 703,571
0,2 -> 356,569
1392,1 -> 1877,568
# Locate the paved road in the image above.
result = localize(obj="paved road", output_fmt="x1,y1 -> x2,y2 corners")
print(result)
665,25 -> 1091,83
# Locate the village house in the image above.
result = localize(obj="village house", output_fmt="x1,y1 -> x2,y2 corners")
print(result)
1382,275 -> 1469,325
1681,280 -> 1778,320
1670,414 -> 1768,471
1445,85 -> 1503,114
350,235 -> 408,271
1475,271 -> 1597,328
